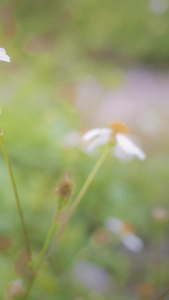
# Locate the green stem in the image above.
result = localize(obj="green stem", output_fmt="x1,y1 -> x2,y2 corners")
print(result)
0,131 -> 31,257
23,210 -> 60,300
158,288 -> 169,300
44,146 -> 110,261
36,210 -> 60,269
23,146 -> 110,300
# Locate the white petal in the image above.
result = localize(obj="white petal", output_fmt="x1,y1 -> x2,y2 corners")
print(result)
113,144 -> 133,162
116,134 -> 146,160
121,233 -> 144,253
0,48 -> 10,62
105,217 -> 123,234
0,48 -> 6,54
83,128 -> 111,141
86,133 -> 110,152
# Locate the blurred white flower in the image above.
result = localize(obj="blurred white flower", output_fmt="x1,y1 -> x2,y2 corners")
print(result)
83,121 -> 146,161
0,48 -> 10,62
73,260 -> 110,292
149,0 -> 168,14
105,217 -> 144,253
151,206 -> 169,222
6,279 -> 24,298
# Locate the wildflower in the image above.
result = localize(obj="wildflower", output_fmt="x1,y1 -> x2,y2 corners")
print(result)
151,206 -> 169,222
105,217 -> 144,253
6,279 -> 24,298
73,260 -> 110,292
149,0 -> 168,15
0,48 -> 10,62
83,121 -> 146,161
55,173 -> 74,208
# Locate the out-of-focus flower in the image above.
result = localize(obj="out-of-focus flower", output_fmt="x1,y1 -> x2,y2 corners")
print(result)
73,261 -> 110,292
0,48 -> 10,62
6,279 -> 24,298
83,121 -> 146,161
149,0 -> 168,14
151,206 -> 169,222
105,217 -> 144,253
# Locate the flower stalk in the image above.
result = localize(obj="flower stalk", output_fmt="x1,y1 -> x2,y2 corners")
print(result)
44,145 -> 110,261
23,209 -> 61,300
0,130 -> 31,258
36,210 -> 61,269
23,145 -> 110,299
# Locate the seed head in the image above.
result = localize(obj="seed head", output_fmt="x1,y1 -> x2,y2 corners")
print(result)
55,173 -> 74,207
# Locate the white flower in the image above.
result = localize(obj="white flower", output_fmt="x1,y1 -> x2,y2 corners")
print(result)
83,121 -> 146,161
0,48 -> 10,62
105,217 -> 144,253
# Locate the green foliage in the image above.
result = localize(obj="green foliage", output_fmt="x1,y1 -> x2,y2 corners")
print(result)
0,1 -> 169,299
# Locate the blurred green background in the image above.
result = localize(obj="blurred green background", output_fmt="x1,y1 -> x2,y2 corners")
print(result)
1,0 -> 169,299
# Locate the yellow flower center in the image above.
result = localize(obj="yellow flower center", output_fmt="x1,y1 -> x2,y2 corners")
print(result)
118,221 -> 135,236
109,121 -> 129,142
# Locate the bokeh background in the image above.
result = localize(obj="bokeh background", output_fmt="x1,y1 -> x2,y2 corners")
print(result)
1,0 -> 169,299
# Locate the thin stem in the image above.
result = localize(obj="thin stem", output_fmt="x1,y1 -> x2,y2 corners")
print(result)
158,288 -> 169,300
23,210 -> 60,300
0,131 -> 31,257
36,210 -> 60,269
44,146 -> 110,261
23,146 -> 110,300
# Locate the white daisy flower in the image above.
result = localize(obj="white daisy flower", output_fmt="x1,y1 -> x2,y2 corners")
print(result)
105,217 -> 144,253
0,48 -> 10,62
83,121 -> 146,161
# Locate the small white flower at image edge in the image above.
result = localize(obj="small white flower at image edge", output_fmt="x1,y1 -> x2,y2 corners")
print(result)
0,48 -> 10,62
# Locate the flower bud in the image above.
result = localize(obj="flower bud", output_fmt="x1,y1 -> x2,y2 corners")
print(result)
55,173 -> 74,208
